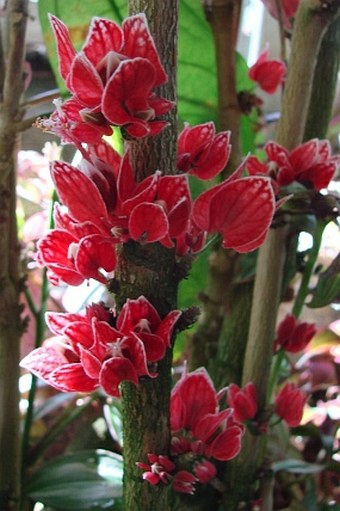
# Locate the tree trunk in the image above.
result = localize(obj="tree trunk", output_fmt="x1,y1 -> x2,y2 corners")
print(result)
118,2 -> 179,511
0,2 -> 28,510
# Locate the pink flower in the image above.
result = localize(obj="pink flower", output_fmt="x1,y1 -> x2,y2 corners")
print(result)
247,139 -> 340,191
274,314 -> 316,353
170,368 -> 244,462
275,383 -> 307,427
49,14 -> 173,138
177,122 -> 231,179
249,48 -> 286,94
227,383 -> 258,423
261,0 -> 300,29
192,164 -> 276,253
21,298 -> 180,397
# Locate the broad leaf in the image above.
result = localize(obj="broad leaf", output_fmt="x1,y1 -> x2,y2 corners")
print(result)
178,0 -> 218,125
25,449 -> 123,510
273,459 -> 325,474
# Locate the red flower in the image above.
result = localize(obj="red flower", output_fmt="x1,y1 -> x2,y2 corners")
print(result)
274,382 -> 307,427
227,382 -> 258,423
170,368 -> 244,462
37,206 -> 118,286
192,165 -> 276,253
274,314 -> 316,353
177,122 -> 231,179
261,0 -> 300,29
193,459 -> 217,484
21,298 -> 180,397
137,454 -> 176,485
247,139 -> 340,191
37,98 -> 113,151
248,47 -> 286,94
49,13 -> 173,138
137,454 -> 197,494
172,471 -> 197,495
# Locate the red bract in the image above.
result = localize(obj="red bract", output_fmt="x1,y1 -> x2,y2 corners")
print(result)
227,383 -> 258,423
247,139 -> 340,191
248,48 -> 286,94
21,298 -> 180,397
170,368 -> 244,462
274,314 -> 316,353
261,0 -> 300,29
192,166 -> 276,253
177,122 -> 231,179
274,383 -> 307,427
49,13 -> 173,138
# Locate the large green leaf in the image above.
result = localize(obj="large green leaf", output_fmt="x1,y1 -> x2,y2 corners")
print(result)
25,449 -> 123,510
178,0 -> 218,125
38,0 -> 127,94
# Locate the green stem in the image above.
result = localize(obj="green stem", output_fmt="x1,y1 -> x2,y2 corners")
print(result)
20,191 -> 56,490
292,220 -> 326,318
267,349 -> 286,403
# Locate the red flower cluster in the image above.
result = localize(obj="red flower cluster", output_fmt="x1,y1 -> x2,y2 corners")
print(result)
247,139 -> 340,191
136,454 -> 198,495
42,14 -> 173,142
248,47 -> 286,94
274,314 -> 316,353
37,120 -> 277,286
170,368 -> 244,462
20,297 -> 180,397
138,368 -> 243,494
274,382 -> 307,427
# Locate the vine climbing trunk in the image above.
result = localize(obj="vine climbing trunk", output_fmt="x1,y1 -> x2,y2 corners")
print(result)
0,1 -> 28,510
118,2 -> 178,511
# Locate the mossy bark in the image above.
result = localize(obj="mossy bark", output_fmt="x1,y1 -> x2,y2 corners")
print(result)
118,2 -> 179,510
0,2 -> 28,510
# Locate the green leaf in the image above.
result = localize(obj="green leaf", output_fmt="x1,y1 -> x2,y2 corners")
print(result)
25,449 -> 123,510
38,0 -> 127,95
273,459 -> 325,474
308,253 -> 340,308
235,51 -> 254,92
178,0 -> 218,125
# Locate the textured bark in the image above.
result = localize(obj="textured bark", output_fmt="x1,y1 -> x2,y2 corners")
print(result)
119,2 -> 178,511
0,1 -> 28,510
